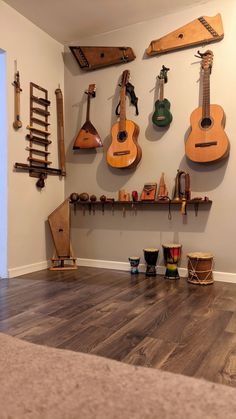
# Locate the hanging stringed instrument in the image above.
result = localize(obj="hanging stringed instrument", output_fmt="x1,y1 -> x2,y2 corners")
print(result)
185,50 -> 229,163
13,70 -> 22,129
73,84 -> 102,149
106,70 -> 142,169
152,65 -> 172,127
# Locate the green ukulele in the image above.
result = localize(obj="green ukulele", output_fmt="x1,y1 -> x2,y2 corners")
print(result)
152,65 -> 172,127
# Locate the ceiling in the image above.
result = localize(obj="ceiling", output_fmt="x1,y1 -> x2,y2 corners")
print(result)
4,0 -> 206,44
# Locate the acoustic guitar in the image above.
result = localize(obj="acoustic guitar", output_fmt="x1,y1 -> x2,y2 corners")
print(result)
152,65 -> 172,127
185,50 -> 229,163
106,70 -> 142,169
73,84 -> 102,149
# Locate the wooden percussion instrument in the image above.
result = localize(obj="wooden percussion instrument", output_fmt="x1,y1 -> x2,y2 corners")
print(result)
143,248 -> 159,277
187,252 -> 214,285
162,244 -> 182,279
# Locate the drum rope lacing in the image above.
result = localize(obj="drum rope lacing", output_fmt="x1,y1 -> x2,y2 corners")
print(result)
188,257 -> 214,283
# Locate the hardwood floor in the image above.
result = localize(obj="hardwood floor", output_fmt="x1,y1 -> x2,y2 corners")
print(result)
1,266 -> 236,387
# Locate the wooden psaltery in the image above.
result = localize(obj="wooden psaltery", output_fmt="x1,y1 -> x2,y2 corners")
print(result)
146,14 -> 224,56
70,46 -> 136,70
73,84 -> 102,149
48,199 -> 70,258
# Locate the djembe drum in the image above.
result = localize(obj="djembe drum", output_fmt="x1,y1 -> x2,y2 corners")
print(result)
187,252 -> 214,285
162,244 -> 182,279
143,248 -> 159,277
128,256 -> 140,274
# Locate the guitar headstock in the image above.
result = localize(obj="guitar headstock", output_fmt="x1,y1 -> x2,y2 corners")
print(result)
85,83 -> 96,98
120,70 -> 130,87
195,50 -> 214,72
158,65 -> 170,83
201,50 -> 214,71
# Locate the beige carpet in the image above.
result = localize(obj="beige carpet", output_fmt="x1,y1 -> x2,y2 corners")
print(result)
1,332 -> 236,419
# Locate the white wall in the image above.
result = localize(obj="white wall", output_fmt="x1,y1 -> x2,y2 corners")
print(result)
0,50 -> 8,278
0,0 -> 65,276
64,0 -> 236,274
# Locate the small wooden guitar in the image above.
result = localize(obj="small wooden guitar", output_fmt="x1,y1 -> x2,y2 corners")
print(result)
106,70 -> 142,168
152,65 -> 172,127
185,50 -> 229,163
73,84 -> 102,149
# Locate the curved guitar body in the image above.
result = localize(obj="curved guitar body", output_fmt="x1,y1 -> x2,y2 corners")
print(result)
152,99 -> 173,127
106,120 -> 141,168
185,104 -> 229,163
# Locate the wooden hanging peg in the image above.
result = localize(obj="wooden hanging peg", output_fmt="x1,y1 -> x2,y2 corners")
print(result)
13,61 -> 22,129
48,198 -> 77,270
146,14 -> 224,56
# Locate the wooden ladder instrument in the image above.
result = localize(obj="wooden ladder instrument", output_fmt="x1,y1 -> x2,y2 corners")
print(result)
106,70 -> 142,169
185,50 -> 229,163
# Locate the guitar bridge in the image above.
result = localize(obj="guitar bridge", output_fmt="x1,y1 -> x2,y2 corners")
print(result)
195,141 -> 217,148
157,116 -> 165,121
113,150 -> 130,156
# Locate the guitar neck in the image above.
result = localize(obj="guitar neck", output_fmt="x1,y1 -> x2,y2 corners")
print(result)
202,68 -> 210,118
159,79 -> 164,101
86,94 -> 91,122
119,86 -> 126,131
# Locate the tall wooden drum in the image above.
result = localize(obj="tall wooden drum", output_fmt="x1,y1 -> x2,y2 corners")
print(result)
187,252 -> 214,285
162,244 -> 182,279
143,248 -> 159,277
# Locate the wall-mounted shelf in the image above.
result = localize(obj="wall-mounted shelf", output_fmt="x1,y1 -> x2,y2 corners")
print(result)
73,199 -> 212,217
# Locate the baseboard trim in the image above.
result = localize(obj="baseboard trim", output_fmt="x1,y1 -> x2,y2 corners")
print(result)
78,258 -> 236,284
7,258 -> 236,284
8,260 -> 49,278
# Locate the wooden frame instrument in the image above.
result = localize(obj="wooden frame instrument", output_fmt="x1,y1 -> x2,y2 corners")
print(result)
106,70 -> 142,169
55,88 -> 66,175
73,84 -> 102,149
146,14 -> 224,56
185,50 -> 229,163
70,46 -> 136,71
152,65 -> 172,127
13,70 -> 22,129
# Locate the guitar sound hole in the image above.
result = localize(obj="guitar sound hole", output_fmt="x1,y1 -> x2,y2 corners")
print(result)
118,131 -> 127,142
201,117 -> 212,128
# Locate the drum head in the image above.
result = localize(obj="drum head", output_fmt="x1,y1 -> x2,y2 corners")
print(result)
187,252 -> 213,260
162,243 -> 182,249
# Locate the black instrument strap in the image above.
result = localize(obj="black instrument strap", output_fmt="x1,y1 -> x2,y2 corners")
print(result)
115,82 -> 139,116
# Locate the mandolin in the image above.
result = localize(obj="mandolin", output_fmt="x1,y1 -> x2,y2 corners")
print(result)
106,70 -> 142,169
152,65 -> 172,127
73,84 -> 102,149
185,50 -> 229,163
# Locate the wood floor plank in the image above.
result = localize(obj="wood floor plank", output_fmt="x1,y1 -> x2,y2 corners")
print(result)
1,267 -> 236,388
194,331 -> 236,386
122,336 -> 177,368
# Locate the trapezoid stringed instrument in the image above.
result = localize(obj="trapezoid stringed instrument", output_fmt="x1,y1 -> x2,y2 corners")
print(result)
73,84 -> 102,149
146,14 -> 224,56
70,46 -> 136,71
106,70 -> 142,169
185,50 -> 229,163
152,65 -> 172,127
